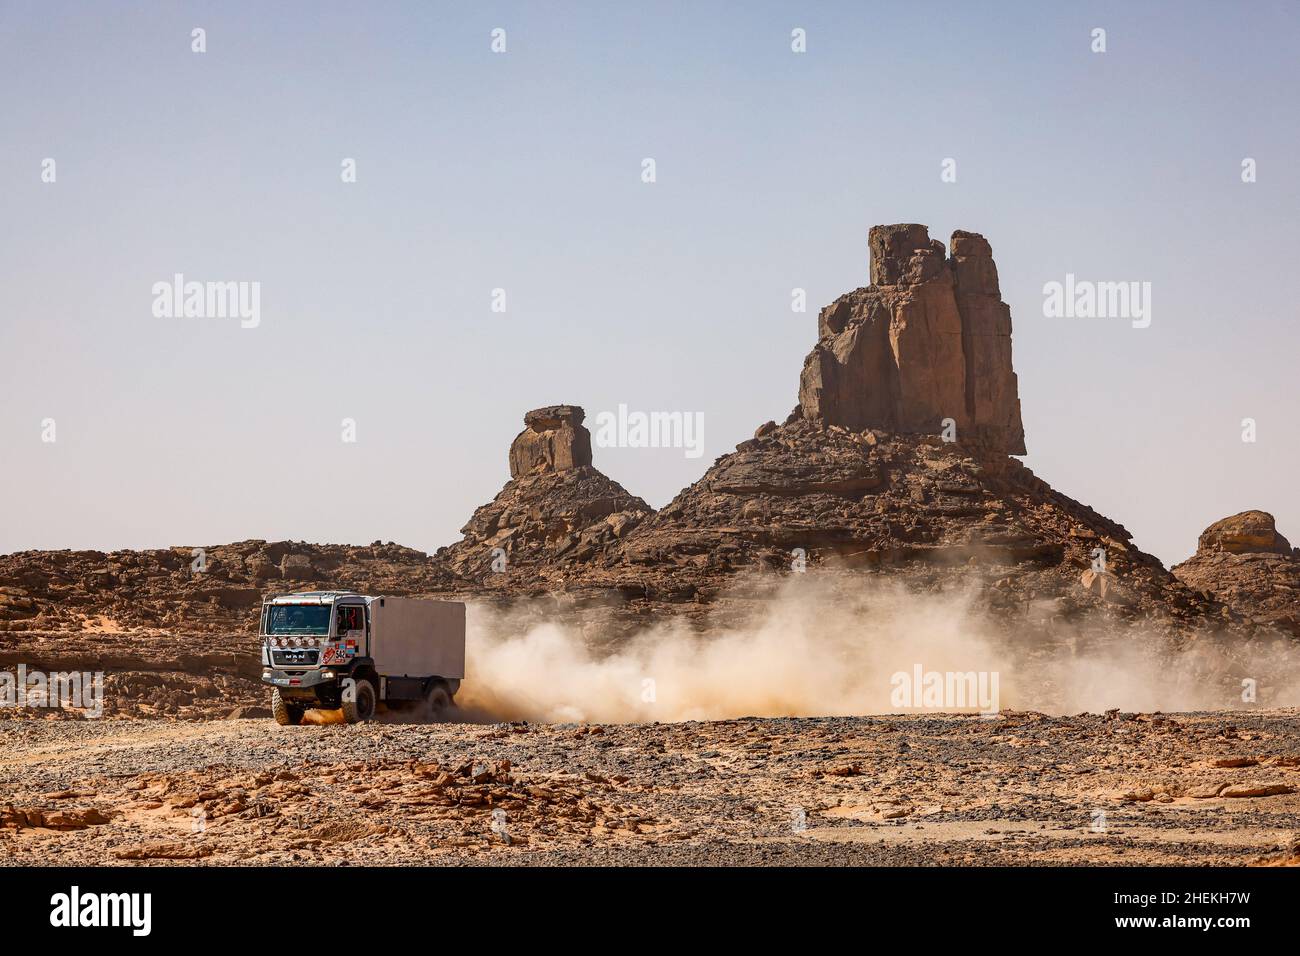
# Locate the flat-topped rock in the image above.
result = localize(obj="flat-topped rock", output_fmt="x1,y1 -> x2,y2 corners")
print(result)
509,404 -> 594,477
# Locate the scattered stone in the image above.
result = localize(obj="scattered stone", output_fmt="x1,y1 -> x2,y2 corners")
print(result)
1219,782 -> 1295,799
1080,569 -> 1132,605
1119,788 -> 1156,802
1209,757 -> 1259,768
113,841 -> 215,860
227,705 -> 273,720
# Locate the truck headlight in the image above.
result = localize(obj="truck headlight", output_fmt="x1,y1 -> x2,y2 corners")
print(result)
262,669 -> 272,679
321,670 -> 335,679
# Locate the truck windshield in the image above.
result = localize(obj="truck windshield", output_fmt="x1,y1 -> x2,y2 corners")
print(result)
265,604 -> 331,636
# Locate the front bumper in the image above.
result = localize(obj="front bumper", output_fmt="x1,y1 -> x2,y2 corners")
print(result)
262,668 -> 337,691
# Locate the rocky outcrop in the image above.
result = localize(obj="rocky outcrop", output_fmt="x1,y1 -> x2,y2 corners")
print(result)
508,405 -> 593,478
1173,512 -> 1300,635
0,540 -> 460,634
440,406 -> 651,587
798,224 -> 1025,455
599,418 -> 1214,629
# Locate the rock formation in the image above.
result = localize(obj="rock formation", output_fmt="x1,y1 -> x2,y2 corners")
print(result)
0,224 -> 1271,650
508,405 -> 593,477
1173,511 -> 1300,635
601,417 -> 1216,628
798,224 -> 1025,455
440,405 -> 651,587
581,224 -> 1218,632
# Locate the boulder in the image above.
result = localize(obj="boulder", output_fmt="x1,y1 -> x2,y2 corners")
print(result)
279,554 -> 315,580
1080,568 -> 1132,605
247,557 -> 279,581
1197,511 -> 1292,555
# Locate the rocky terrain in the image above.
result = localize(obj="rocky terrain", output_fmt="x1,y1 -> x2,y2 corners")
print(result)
598,419 -> 1223,635
0,539 -> 461,635
1,712 -> 1297,866
1174,512 -> 1300,636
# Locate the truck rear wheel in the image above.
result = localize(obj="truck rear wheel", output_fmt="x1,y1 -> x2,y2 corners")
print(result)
425,682 -> 453,722
271,688 -> 305,726
342,678 -> 377,723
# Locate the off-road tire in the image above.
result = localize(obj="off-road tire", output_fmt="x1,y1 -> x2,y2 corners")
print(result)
271,688 -> 305,726
424,682 -> 453,722
341,678 -> 377,724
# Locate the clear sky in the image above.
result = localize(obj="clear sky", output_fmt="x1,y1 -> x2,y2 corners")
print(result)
2,1 -> 1297,567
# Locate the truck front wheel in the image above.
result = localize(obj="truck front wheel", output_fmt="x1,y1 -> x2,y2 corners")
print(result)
342,678 -> 377,723
271,688 -> 305,726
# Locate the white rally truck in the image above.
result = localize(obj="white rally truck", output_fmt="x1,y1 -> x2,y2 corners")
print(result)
259,591 -> 464,725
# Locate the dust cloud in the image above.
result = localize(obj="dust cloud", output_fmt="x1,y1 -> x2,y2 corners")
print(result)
457,576 -> 1300,724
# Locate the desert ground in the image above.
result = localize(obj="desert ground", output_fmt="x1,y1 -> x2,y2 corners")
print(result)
2,708 -> 1297,866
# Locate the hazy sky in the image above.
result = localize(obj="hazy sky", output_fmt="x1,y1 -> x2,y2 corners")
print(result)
2,1 -> 1297,567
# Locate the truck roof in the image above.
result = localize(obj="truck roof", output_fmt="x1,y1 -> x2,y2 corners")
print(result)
264,592 -> 465,608
265,590 -> 363,605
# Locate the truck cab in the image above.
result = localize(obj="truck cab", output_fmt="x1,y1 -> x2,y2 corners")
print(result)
259,591 -> 464,725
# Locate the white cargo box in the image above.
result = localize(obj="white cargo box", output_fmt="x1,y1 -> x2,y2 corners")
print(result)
368,598 -> 465,680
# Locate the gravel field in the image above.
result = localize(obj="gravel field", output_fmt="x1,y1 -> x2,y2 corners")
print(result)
2,709 -> 1298,866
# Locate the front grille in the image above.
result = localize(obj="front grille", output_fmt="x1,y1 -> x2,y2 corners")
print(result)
272,649 -> 319,667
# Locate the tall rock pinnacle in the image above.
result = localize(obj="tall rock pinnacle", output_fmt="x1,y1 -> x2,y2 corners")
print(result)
798,224 -> 1026,455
